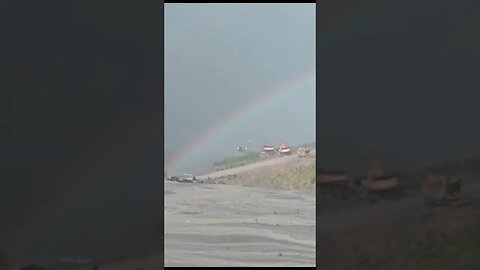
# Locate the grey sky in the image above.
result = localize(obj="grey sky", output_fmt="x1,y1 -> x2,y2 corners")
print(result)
165,3 -> 315,175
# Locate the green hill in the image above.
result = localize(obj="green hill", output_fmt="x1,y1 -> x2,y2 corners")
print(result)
212,152 -> 262,171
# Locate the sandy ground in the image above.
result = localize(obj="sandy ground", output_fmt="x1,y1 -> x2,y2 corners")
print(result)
93,159 -> 480,269
61,155 -> 315,269
75,181 -> 315,269
164,181 -> 315,267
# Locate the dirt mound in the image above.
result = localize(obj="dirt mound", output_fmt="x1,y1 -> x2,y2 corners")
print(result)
204,158 -> 315,191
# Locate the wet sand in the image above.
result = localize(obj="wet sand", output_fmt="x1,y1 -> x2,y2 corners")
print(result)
164,181 -> 315,267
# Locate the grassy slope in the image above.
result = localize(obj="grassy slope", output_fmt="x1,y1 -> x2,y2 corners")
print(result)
273,161 -> 316,190
212,158 -> 316,191
212,152 -> 262,171
210,142 -> 315,172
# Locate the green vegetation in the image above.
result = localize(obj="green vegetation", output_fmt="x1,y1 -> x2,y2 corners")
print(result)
274,162 -> 316,190
212,152 -> 261,171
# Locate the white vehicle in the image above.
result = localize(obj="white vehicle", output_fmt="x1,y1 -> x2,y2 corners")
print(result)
261,145 -> 275,154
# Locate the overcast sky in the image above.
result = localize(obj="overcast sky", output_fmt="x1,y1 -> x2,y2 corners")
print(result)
165,3 -> 315,175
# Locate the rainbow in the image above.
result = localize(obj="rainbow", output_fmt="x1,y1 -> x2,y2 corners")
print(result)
166,69 -> 315,175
